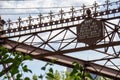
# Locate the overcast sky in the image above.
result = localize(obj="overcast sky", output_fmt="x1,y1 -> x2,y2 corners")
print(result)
0,0 -> 107,20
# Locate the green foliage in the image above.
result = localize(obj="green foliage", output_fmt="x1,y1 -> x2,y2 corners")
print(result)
0,46 -> 33,80
98,76 -> 111,80
16,73 -> 22,80
46,73 -> 55,79
46,68 -> 55,79
0,46 -> 110,80
41,62 -> 52,71
38,74 -> 43,79
68,62 -> 93,80
22,65 -> 32,73
40,62 -> 93,80
24,77 -> 30,80
24,55 -> 32,60
32,74 -> 38,80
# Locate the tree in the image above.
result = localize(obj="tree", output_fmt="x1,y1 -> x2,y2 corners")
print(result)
0,46 -> 32,80
40,62 -> 93,80
0,46 -> 109,80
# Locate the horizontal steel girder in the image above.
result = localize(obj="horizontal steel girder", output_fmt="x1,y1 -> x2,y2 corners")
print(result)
1,39 -> 120,79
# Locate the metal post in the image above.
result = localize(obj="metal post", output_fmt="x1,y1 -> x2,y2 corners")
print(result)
7,19 -> 11,30
105,0 -> 110,11
70,6 -> 75,18
49,11 -> 53,22
18,17 -> 22,28
38,13 -> 42,24
81,4 -> 86,15
93,1 -> 98,14
59,9 -> 64,20
28,15 -> 32,25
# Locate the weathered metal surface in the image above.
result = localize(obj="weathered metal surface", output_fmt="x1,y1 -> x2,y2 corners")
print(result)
2,39 -> 120,79
0,1 -> 120,79
77,17 -> 104,45
43,55 -> 120,79
0,7 -> 120,39
2,40 -> 49,55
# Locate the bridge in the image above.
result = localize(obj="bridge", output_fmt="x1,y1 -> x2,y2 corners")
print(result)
0,0 -> 120,79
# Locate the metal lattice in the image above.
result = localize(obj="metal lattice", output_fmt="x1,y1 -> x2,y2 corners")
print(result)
0,0 -> 120,79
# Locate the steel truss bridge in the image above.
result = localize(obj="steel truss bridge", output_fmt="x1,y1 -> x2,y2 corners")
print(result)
0,0 -> 120,79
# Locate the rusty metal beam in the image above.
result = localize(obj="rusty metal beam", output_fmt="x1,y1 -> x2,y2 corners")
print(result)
33,41 -> 120,57
41,55 -> 120,80
2,40 -> 49,55
3,39 -> 120,57
2,39 -> 120,79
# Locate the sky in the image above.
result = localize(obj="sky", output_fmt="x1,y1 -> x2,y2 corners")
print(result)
0,0 -> 104,20
0,0 -> 120,79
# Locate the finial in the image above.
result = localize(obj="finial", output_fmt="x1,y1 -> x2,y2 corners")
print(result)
93,1 -> 98,13
59,8 -> 64,19
60,8 -> 64,13
28,15 -> 32,25
70,6 -> 75,17
17,17 -> 22,28
38,13 -> 42,24
81,4 -> 86,15
49,10 -> 53,21
28,15 -> 32,19
105,0 -> 110,10
70,6 -> 74,11
38,13 -> 42,17
86,8 -> 91,17
49,10 -> 53,15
